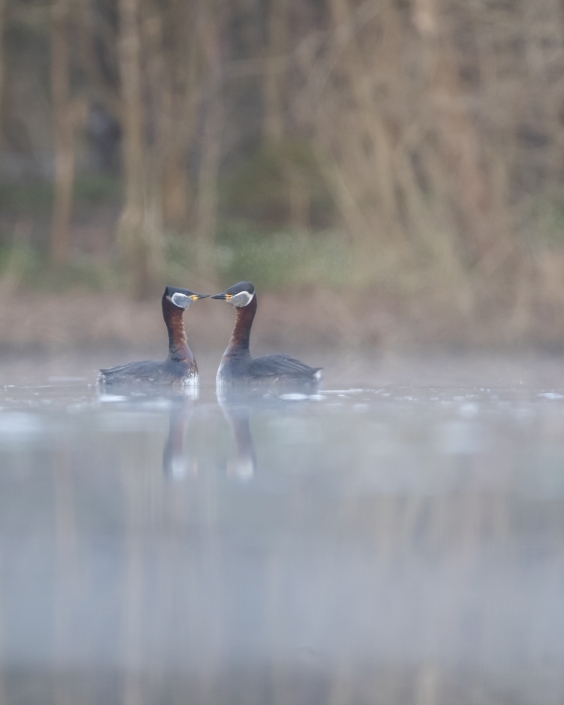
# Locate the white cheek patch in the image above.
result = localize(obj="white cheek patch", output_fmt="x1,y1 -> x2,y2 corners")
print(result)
171,293 -> 191,309
230,291 -> 254,307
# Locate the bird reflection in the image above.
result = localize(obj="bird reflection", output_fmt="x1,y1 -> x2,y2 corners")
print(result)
217,391 -> 257,481
162,398 -> 196,479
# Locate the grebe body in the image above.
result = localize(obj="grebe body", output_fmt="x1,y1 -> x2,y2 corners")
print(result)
98,287 -> 208,390
212,281 -> 321,388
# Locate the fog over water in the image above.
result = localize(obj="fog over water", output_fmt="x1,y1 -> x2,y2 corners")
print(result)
1,354 -> 564,704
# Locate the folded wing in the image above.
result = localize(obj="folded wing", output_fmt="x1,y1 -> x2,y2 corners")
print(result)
248,354 -> 322,381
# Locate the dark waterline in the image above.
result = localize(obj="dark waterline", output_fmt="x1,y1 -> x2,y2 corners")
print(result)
1,354 -> 564,704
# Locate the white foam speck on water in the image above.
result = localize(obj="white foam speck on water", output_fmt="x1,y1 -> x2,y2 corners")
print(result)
280,393 -> 309,401
98,394 -> 128,403
308,394 -> 326,401
323,389 -> 365,395
539,392 -> 564,400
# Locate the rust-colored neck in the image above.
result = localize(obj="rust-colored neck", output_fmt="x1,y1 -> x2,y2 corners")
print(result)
162,296 -> 194,364
226,294 -> 257,356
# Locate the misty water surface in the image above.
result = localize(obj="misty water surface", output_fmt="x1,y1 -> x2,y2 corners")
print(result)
0,354 -> 564,704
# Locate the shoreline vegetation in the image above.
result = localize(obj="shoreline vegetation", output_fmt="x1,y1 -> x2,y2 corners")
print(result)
2,193 -> 564,351
2,244 -> 564,354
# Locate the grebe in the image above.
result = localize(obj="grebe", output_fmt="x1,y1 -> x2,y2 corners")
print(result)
98,286 -> 209,389
211,281 -> 322,387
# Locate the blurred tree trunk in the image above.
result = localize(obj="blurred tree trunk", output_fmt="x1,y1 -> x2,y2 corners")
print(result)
287,169 -> 308,229
158,0 -> 199,232
413,0 -> 511,266
117,0 -> 163,298
321,0 -> 403,245
50,0 -> 76,266
0,0 -> 5,253
193,0 -> 224,281
75,0 -> 121,117
0,0 -> 5,149
265,0 -> 311,230
194,75 -> 222,281
263,0 -> 286,142
161,98 -> 190,232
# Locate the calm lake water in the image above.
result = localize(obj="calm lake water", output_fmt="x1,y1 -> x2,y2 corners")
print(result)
1,353 -> 564,704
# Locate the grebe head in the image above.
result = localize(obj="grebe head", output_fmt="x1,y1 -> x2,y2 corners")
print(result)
164,286 -> 209,309
211,281 -> 255,308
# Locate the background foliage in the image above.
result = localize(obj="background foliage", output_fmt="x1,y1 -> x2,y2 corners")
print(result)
2,0 -> 564,345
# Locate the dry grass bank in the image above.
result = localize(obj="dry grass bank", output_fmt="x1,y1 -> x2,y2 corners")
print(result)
1,280 -> 564,358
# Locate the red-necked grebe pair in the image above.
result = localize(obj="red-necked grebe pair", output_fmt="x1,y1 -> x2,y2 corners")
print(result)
98,281 -> 321,389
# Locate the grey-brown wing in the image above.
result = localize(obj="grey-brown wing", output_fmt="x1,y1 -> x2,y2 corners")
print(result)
98,360 -> 163,385
249,354 -> 321,381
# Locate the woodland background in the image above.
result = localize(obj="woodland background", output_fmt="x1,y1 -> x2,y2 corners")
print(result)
1,0 -> 564,351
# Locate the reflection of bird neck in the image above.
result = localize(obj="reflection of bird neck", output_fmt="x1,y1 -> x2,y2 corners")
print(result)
163,297 -> 194,364
226,296 -> 257,357
233,415 -> 255,461
163,402 -> 194,479
222,404 -> 257,480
